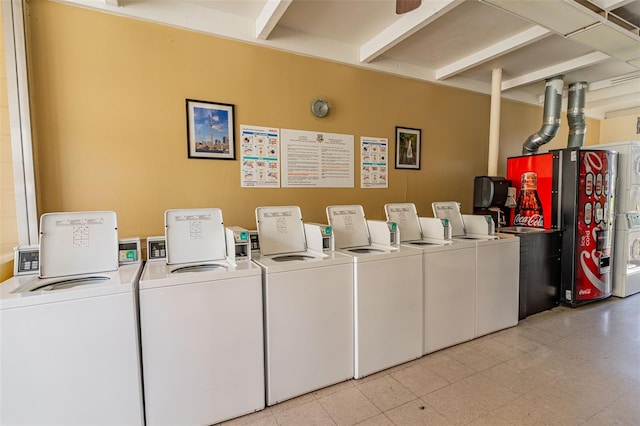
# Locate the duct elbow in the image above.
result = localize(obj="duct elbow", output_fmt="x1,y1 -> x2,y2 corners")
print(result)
521,75 -> 564,155
522,132 -> 546,155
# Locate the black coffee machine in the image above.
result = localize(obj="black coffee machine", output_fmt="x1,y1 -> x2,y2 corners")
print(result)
473,176 -> 514,227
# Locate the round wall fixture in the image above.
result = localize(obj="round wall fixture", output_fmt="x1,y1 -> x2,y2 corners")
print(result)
311,98 -> 330,118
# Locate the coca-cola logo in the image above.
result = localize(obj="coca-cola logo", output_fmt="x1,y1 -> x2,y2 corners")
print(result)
513,213 -> 544,227
578,288 -> 592,296
584,152 -> 604,174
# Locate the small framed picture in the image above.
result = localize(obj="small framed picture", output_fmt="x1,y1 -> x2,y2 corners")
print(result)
395,126 -> 421,170
186,99 -> 236,160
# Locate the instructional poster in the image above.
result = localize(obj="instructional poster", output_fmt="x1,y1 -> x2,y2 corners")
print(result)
240,125 -> 280,188
281,129 -> 354,188
360,136 -> 388,188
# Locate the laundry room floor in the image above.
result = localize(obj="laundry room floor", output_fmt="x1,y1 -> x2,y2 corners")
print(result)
220,294 -> 640,426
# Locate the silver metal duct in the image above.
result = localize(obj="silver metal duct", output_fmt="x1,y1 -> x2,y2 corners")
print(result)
521,75 -> 564,155
567,81 -> 587,148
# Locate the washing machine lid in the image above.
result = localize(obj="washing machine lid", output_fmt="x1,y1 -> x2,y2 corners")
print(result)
165,208 -> 227,265
326,205 -> 371,249
255,206 -> 307,255
39,211 -> 119,278
0,263 -> 142,310
432,202 -> 465,237
385,203 -> 422,241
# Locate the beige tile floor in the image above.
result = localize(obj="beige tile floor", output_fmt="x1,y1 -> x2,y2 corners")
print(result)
221,294 -> 640,426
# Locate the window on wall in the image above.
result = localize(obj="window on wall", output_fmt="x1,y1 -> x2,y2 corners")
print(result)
0,5 -> 19,262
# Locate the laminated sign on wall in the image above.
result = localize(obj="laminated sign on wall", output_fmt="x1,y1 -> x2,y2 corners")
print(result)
281,129 -> 354,188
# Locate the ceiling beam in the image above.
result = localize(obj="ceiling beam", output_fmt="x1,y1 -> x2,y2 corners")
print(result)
359,0 -> 464,63
588,70 -> 640,91
536,73 -> 640,103
435,26 -> 551,80
588,0 -> 635,11
502,51 -> 610,91
256,0 -> 293,40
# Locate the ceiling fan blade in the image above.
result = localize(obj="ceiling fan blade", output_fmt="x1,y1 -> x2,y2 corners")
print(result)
396,0 -> 421,14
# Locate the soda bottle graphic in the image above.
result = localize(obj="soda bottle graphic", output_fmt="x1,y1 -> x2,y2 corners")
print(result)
514,172 -> 544,228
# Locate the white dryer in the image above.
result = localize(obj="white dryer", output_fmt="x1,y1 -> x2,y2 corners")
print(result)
433,202 -> 520,338
0,211 -> 144,426
252,206 -> 353,406
327,205 -> 422,379
385,203 -> 476,355
139,209 -> 264,426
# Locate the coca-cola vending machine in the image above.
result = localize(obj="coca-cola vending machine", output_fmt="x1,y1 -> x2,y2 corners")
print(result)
551,148 -> 617,307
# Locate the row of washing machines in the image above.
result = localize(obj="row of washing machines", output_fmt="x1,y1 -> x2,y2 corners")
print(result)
0,203 -> 520,426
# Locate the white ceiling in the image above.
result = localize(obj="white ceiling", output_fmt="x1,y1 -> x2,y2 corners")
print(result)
59,0 -> 640,119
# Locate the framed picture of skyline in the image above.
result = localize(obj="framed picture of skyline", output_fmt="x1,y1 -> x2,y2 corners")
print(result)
186,99 -> 236,160
395,126 -> 421,170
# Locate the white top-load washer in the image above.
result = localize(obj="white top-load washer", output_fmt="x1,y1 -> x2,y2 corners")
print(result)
252,206 -> 353,406
385,203 -> 477,354
433,202 -> 520,338
0,211 -> 144,426
139,208 -> 264,426
326,205 -> 422,379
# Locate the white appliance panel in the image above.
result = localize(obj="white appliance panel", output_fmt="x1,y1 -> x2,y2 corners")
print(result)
165,208 -> 226,264
630,144 -> 640,186
612,213 -> 640,297
423,244 -> 476,354
475,237 -> 520,337
432,201 -> 466,237
140,270 -> 264,425
263,262 -> 353,405
385,203 -> 422,241
327,205 -> 371,248
256,206 -> 307,255
1,264 -> 143,426
353,252 -> 422,378
39,211 -> 119,278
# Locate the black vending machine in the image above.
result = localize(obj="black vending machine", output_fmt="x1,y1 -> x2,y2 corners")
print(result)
473,176 -> 512,227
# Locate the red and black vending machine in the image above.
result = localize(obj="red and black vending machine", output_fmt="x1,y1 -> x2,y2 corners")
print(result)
507,148 -> 617,307
552,148 -> 617,307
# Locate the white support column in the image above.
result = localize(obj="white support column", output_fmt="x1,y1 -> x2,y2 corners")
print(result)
2,0 -> 38,245
488,68 -> 502,176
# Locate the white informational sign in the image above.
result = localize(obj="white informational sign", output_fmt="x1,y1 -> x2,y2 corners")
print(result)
281,129 -> 354,188
360,136 -> 388,188
240,125 -> 280,188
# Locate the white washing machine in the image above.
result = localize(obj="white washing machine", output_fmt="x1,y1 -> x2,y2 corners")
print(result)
612,212 -> 640,297
433,202 -> 520,338
385,203 -> 477,355
139,209 -> 264,426
326,205 -> 422,379
0,211 -> 144,426
252,206 -> 353,406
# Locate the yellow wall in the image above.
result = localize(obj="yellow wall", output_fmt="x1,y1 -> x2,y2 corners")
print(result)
24,1 -> 601,241
600,111 -> 640,143
1,3 -> 17,280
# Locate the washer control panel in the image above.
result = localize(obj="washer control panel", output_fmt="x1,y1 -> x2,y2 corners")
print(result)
147,236 -> 167,261
14,246 -> 40,276
119,238 -> 141,264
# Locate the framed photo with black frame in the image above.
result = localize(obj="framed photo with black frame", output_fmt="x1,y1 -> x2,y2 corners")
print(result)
395,126 -> 421,170
186,99 -> 236,160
